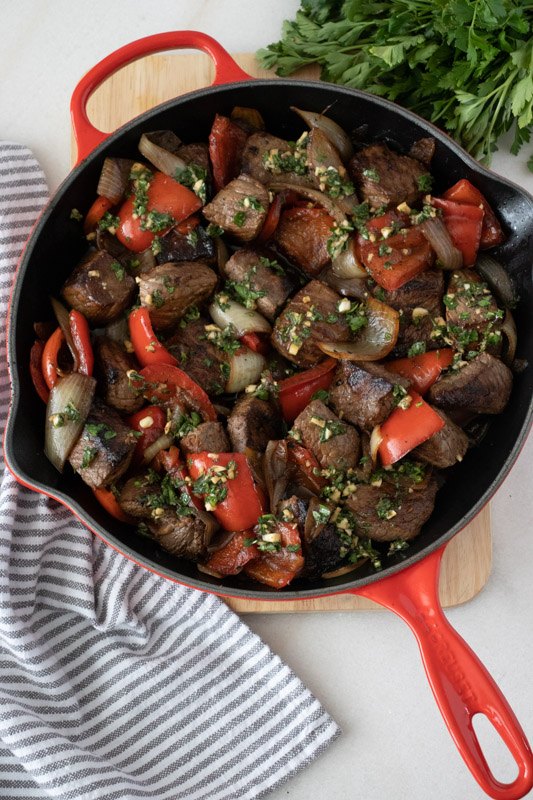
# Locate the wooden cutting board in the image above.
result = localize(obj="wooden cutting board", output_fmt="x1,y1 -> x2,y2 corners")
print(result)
78,51 -> 492,611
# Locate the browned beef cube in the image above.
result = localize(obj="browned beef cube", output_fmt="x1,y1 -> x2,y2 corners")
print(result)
202,175 -> 269,242
271,280 -> 350,367
372,270 -> 445,356
176,142 -> 210,172
292,399 -> 360,469
349,143 -> 430,209
345,475 -> 438,542
445,269 -> 502,356
413,408 -> 469,468
94,337 -> 143,414
227,395 -> 283,453
274,206 -> 334,277
180,422 -> 230,456
222,248 -> 294,321
241,132 -> 313,187
69,401 -> 137,489
156,226 -> 216,266
427,353 -> 512,415
62,250 -> 136,325
167,318 -> 230,396
329,361 -> 409,431
408,137 -> 436,167
119,473 -> 214,561
138,262 -> 217,330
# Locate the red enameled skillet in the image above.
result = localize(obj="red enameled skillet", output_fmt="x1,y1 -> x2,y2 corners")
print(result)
4,31 -> 533,799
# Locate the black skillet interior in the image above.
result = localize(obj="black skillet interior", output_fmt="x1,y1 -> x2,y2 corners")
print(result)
6,80 -> 533,598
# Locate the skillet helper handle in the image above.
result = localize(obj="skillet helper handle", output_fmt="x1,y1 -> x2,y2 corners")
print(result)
70,30 -> 252,164
352,546 -> 533,800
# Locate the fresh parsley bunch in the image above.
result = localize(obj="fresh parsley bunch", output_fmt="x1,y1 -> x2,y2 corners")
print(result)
257,0 -> 533,169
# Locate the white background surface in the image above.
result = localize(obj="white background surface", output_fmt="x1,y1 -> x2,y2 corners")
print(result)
1,3 -> 532,799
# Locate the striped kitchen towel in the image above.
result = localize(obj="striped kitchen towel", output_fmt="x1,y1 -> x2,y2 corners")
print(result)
0,142 -> 340,800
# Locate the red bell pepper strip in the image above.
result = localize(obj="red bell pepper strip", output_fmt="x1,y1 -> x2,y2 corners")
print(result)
378,391 -> 445,467
356,211 -> 434,291
176,214 -> 201,235
134,363 -> 217,422
128,307 -> 178,368
243,521 -> 304,589
287,442 -> 326,493
30,340 -> 50,404
442,179 -> 504,250
93,486 -> 134,524
187,452 -> 265,531
41,327 -> 65,390
385,349 -> 454,396
83,196 -> 113,235
279,359 -> 336,423
208,114 -> 249,192
202,531 -> 260,577
69,309 -> 94,376
239,331 -> 270,355
431,198 -> 484,267
116,171 -> 202,253
127,405 -> 167,465
257,193 -> 283,243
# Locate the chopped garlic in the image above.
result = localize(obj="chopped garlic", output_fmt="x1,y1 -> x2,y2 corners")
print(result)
139,416 -> 154,429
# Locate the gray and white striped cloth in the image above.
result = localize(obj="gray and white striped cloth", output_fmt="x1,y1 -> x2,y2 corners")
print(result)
0,142 -> 340,800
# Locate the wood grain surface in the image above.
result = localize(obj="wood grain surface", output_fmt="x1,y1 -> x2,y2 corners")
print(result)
79,51 -> 493,611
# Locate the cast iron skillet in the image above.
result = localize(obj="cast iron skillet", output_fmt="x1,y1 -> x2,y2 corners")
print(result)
4,31 -> 533,799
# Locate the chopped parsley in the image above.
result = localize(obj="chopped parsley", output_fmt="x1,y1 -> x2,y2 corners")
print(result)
192,460 -> 238,512
206,223 -> 225,238
225,270 -> 266,309
387,538 -> 410,556
311,388 -> 330,403
310,415 -> 346,443
97,212 -> 120,233
259,255 -> 285,276
70,208 -> 83,222
326,221 -> 354,258
241,195 -> 265,212
362,167 -> 380,182
202,323 -> 241,355
174,163 -> 208,203
141,210 -> 175,233
407,341 -> 427,357
417,174 -> 434,192
110,261 -> 125,281
315,165 -> 355,198
351,202 -> 371,238
233,210 -> 247,227
262,132 -> 309,176
278,305 -> 323,356
186,229 -> 199,246
179,305 -> 201,327
81,447 -> 97,469
141,471 -> 195,519
130,164 -> 153,218
85,422 -> 117,441
312,504 -> 331,525
173,411 -> 202,439
337,299 -> 367,336
376,496 -> 398,520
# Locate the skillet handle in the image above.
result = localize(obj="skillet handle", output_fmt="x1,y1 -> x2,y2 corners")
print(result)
70,31 -> 252,164
351,546 -> 533,800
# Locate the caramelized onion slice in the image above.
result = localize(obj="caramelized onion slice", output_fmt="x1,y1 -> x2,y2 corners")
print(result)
290,107 -> 354,161
50,296 -> 79,372
476,255 -> 516,309
331,238 -> 367,278
321,560 -> 367,579
209,298 -> 271,335
501,309 -> 517,366
322,266 -> 369,300
45,373 -> 96,472
97,158 -> 133,205
138,131 -> 186,177
267,180 -> 348,226
142,433 -> 175,464
318,297 -> 399,361
419,217 -> 463,270
225,348 -> 265,393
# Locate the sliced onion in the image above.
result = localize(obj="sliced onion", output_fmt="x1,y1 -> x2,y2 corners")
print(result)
420,217 -> 463,270
369,425 -> 383,464
50,296 -> 79,372
501,309 -> 517,366
97,158 -> 133,204
264,439 -> 291,512
45,373 -> 96,472
207,531 -> 234,554
225,348 -> 265,393
267,180 -> 347,226
318,297 -> 399,361
104,315 -> 128,344
476,255 -> 516,309
290,107 -> 354,161
138,131 -> 186,177
209,298 -> 271,335
142,433 -> 174,464
215,237 -> 229,274
190,505 -> 219,544
322,267 -> 369,300
331,238 -> 367,278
